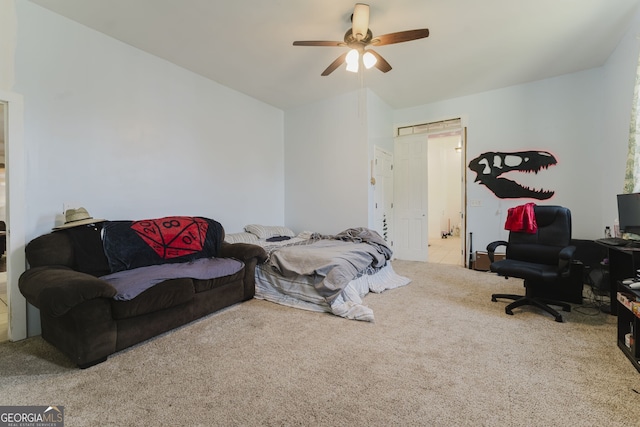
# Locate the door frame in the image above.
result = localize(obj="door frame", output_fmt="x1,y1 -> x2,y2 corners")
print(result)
394,117 -> 467,265
0,90 -> 26,341
373,146 -> 394,245
461,127 -> 468,267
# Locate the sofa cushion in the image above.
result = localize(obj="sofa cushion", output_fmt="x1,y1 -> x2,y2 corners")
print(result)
111,278 -> 195,320
64,225 -> 112,276
193,267 -> 245,293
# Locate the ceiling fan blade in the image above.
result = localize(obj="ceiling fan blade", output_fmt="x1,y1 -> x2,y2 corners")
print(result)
321,52 -> 348,76
293,40 -> 344,47
371,28 -> 430,46
352,3 -> 370,41
367,50 -> 392,73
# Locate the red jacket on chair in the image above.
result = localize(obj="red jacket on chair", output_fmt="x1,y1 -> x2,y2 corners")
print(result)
504,203 -> 537,234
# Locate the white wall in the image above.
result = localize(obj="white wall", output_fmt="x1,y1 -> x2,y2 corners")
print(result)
282,6 -> 640,257
15,2 -> 285,241
14,1 -> 640,253
284,88 -> 394,236
284,90 -> 369,234
394,69 -> 604,253
391,7 -> 640,257
0,0 -> 16,91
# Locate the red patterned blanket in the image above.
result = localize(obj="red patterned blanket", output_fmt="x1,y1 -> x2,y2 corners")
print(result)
102,216 -> 223,273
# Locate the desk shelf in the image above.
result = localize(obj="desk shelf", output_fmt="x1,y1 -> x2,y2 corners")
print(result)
616,283 -> 640,372
600,243 -> 640,315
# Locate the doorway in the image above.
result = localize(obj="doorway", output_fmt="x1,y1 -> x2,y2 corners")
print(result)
427,132 -> 464,265
0,90 -> 27,342
0,102 -> 5,341
393,118 -> 466,265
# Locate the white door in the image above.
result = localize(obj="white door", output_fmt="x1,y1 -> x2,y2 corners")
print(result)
394,134 -> 428,261
373,147 -> 393,243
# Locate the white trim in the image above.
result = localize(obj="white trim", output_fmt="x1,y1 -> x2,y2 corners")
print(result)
0,89 -> 26,341
373,145 -> 394,246
396,118 -> 462,137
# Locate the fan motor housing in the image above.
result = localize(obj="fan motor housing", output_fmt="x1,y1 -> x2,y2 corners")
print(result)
344,29 -> 373,46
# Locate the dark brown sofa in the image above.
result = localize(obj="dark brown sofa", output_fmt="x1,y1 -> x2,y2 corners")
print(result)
19,220 -> 266,368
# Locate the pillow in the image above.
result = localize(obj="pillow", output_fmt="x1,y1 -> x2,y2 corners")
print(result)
224,232 -> 260,244
244,224 -> 295,239
296,230 -> 314,240
64,225 -> 111,276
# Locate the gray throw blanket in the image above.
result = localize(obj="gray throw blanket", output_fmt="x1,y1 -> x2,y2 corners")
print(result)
268,228 -> 392,303
101,257 -> 243,300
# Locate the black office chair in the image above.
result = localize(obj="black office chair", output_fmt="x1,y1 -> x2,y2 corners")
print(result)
488,205 -> 582,322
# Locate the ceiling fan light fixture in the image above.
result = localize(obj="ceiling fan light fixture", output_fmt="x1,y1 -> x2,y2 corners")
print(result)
346,49 -> 359,72
293,3 -> 429,76
362,51 -> 377,69
352,3 -> 370,41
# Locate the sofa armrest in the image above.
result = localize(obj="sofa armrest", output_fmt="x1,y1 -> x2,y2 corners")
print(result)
220,242 -> 267,264
19,265 -> 117,317
220,242 -> 267,300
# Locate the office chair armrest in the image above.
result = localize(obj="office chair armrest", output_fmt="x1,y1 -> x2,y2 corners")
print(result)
558,245 -> 577,276
486,240 -> 508,262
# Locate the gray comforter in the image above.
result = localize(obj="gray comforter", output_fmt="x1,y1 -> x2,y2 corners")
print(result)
268,228 -> 392,303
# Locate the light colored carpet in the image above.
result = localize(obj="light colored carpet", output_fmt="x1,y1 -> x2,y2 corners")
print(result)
1,260 -> 640,426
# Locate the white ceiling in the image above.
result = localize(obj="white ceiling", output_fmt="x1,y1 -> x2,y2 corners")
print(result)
27,0 -> 640,111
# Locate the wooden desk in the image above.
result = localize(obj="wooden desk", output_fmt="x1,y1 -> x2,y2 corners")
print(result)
598,242 -> 640,315
616,283 -> 640,372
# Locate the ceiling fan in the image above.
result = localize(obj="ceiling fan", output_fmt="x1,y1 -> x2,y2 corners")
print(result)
293,3 -> 429,76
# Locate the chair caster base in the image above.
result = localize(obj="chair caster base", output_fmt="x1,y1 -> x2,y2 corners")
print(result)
493,294 -> 567,322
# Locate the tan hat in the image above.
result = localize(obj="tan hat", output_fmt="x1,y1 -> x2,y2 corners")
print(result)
53,207 -> 106,230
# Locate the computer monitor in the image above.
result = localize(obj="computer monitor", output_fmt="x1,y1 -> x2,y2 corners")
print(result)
617,193 -> 640,236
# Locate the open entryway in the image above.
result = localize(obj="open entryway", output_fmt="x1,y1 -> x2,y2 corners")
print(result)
0,103 -> 5,341
427,131 -> 464,265
0,90 -> 27,342
393,118 -> 467,265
